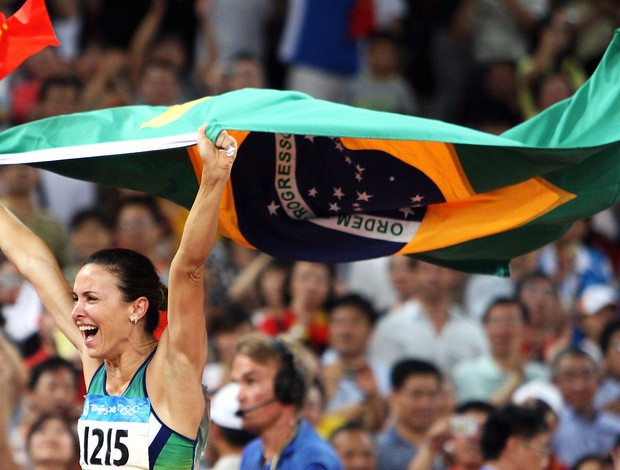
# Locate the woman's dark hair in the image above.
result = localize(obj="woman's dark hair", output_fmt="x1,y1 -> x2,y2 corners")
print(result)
27,412 -> 80,458
85,248 -> 167,335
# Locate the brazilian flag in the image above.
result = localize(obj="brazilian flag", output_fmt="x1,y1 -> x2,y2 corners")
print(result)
2,31 -> 620,275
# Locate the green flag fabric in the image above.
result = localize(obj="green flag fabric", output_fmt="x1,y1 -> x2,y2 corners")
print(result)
2,32 -> 620,275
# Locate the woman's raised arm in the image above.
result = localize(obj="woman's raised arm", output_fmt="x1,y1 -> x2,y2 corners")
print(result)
0,204 -> 79,349
162,125 -> 237,369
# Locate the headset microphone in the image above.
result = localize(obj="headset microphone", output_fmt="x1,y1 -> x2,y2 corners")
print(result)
234,398 -> 277,417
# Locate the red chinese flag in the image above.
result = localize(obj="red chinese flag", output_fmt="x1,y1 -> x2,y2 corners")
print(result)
0,0 -> 59,79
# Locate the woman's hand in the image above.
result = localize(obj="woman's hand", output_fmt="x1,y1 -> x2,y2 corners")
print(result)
197,125 -> 237,184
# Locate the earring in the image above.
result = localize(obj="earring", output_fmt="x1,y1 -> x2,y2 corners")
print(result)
130,317 -> 138,324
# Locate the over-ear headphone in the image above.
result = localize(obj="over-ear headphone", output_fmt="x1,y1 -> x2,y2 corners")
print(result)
270,338 -> 306,407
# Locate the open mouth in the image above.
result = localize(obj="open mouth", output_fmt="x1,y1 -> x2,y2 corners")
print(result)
78,325 -> 99,343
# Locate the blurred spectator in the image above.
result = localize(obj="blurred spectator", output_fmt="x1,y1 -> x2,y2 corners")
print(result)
278,0 -> 361,103
195,0 -> 273,77
11,357 -> 81,468
246,257 -> 292,323
571,454 -> 614,470
206,238 -> 261,315
456,0 -> 550,128
537,219 -> 615,313
30,73 -> 83,120
576,284 -> 619,362
127,0 -> 193,94
0,328 -> 27,411
114,194 -> 174,284
321,294 -> 389,432
79,48 -> 135,110
0,256 -> 46,364
453,297 -> 549,405
594,319 -> 620,414
563,0 -> 620,76
9,48 -> 66,125
49,0 -> 83,64
386,255 -> 419,311
339,257 -> 397,314
551,347 -> 620,467
462,60 -> 524,132
516,8 -> 587,119
345,30 -> 418,115
26,413 -> 80,470
369,261 -> 488,375
329,421 -> 378,470
63,209 -> 115,285
0,350 -> 20,470
135,59 -> 185,106
418,1 -> 477,122
464,0 -> 550,67
516,270 -> 571,363
301,377 -> 328,431
31,74 -> 101,234
220,52 -> 269,93
479,404 -> 551,470
376,359 -> 443,470
205,382 -> 256,470
256,261 -> 336,355
0,165 -> 71,268
512,381 -> 570,470
225,254 -> 292,323
203,304 -> 254,391
408,400 -> 494,470
463,250 -> 539,321
589,203 -> 620,278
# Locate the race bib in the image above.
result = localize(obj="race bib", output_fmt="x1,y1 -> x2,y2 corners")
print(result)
78,395 -> 150,469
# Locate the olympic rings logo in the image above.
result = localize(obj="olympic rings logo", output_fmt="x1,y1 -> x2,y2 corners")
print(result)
117,404 -> 142,416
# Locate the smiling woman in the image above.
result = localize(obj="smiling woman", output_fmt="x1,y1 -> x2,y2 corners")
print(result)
0,125 -> 237,469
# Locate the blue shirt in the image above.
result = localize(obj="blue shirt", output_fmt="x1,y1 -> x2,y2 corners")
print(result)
553,406 -> 620,467
278,0 -> 360,76
240,419 -> 343,470
595,376 -> 620,410
376,426 -> 418,470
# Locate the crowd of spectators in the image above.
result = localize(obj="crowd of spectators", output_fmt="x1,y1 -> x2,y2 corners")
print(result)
2,0 -> 620,469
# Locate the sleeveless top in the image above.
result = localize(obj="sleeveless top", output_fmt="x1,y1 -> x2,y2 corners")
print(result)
78,350 -> 209,469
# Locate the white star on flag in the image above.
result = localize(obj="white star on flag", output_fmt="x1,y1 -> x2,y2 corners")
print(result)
308,187 -> 318,197
399,207 -> 415,219
356,191 -> 373,202
333,187 -> 345,199
410,194 -> 424,204
329,202 -> 341,212
267,201 -> 281,215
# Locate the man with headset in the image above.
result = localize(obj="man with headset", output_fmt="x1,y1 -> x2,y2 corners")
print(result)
231,333 -> 344,469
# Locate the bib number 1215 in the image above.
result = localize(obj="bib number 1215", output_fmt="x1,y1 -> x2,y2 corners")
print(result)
82,426 -> 129,466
